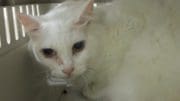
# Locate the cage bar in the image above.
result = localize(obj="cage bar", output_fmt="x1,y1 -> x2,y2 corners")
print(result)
3,7 -> 11,44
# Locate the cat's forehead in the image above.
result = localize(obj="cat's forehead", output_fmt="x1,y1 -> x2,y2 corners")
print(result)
42,20 -> 71,34
41,19 -> 83,38
42,2 -> 84,23
37,20 -> 86,49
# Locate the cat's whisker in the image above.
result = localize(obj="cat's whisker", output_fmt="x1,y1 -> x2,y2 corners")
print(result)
86,67 -> 95,73
81,70 -> 93,84
32,70 -> 49,77
81,75 -> 88,84
87,67 -> 95,71
30,70 -> 50,88
31,78 -> 47,88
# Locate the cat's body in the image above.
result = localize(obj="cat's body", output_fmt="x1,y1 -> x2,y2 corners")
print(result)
19,0 -> 180,101
75,1 -> 180,100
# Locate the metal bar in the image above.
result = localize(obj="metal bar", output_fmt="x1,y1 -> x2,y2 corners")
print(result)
0,0 -> 65,6
3,7 -> 11,44
0,0 -> 112,6
12,6 -> 19,40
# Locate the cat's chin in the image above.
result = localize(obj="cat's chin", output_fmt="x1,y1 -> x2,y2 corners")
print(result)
45,69 -> 85,86
47,76 -> 73,86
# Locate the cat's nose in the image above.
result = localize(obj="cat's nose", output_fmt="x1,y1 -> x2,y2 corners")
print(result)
62,67 -> 74,76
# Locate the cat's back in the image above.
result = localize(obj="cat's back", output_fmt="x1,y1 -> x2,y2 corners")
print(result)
91,0 -> 180,101
93,0 -> 180,59
96,0 -> 180,101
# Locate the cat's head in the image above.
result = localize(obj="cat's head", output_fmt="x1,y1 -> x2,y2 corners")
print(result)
18,0 -> 95,83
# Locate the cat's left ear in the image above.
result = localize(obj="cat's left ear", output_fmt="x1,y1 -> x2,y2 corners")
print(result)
75,0 -> 94,27
17,13 -> 40,33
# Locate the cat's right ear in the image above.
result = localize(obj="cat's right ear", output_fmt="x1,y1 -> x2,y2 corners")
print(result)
17,13 -> 40,33
74,0 -> 94,28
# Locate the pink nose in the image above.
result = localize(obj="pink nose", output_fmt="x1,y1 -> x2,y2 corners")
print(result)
62,67 -> 74,76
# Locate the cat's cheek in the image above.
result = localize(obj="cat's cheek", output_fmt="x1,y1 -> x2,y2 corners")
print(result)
35,53 -> 57,70
73,65 -> 87,76
73,53 -> 89,76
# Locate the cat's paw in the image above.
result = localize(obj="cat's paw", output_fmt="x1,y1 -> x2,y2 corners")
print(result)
82,88 -> 94,99
83,89 -> 110,101
82,86 -> 99,100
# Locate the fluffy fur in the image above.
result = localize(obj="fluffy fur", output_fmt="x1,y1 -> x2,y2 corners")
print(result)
19,0 -> 180,101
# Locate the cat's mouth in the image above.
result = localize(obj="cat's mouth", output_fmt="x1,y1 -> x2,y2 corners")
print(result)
46,74 -> 73,86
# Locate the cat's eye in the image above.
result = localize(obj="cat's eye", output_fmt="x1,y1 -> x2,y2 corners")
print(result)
72,40 -> 85,55
41,48 -> 56,58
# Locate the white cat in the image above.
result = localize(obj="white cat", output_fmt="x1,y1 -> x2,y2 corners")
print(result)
18,0 -> 180,101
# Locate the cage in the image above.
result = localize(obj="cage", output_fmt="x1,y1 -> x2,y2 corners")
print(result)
0,0 -> 180,101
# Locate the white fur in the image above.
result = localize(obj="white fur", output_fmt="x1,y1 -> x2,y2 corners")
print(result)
28,0 -> 93,79
27,0 -> 180,101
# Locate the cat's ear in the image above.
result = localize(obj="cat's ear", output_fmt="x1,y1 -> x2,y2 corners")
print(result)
75,0 -> 94,27
17,13 -> 40,33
